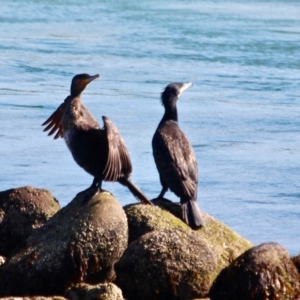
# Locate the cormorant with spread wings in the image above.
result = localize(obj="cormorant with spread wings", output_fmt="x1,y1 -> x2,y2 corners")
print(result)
42,73 -> 152,205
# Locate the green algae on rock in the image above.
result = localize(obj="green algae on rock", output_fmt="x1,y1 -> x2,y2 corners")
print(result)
195,213 -> 253,272
0,189 -> 128,296
124,202 -> 189,244
122,202 -> 253,299
124,202 -> 252,267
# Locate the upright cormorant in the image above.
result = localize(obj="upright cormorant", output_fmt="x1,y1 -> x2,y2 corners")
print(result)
42,73 -> 152,205
152,82 -> 205,229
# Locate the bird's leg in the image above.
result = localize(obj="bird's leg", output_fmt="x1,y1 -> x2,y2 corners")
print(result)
81,178 -> 101,205
91,178 -> 112,196
158,186 -> 168,199
151,186 -> 169,206
80,179 -> 101,205
90,178 -> 105,192
95,179 -> 105,192
90,177 -> 98,189
81,188 -> 99,205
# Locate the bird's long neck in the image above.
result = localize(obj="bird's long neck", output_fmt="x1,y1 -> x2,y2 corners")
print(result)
71,84 -> 84,98
67,93 -> 82,111
161,104 -> 178,123
64,93 -> 100,131
62,94 -> 83,126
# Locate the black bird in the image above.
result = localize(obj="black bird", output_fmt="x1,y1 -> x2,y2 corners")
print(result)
152,82 -> 205,229
42,73 -> 152,205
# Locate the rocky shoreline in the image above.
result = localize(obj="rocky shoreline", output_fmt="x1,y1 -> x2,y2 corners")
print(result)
0,186 -> 299,300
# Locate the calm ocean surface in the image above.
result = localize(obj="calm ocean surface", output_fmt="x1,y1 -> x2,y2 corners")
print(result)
0,0 -> 299,255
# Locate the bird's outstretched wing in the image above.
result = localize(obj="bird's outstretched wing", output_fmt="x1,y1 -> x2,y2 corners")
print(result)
42,102 -> 66,139
102,116 -> 132,181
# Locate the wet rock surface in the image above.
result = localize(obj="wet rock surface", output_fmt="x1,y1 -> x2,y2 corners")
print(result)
210,242 -> 300,300
66,282 -> 124,300
0,189 -> 128,296
0,186 -> 60,256
116,228 -> 217,300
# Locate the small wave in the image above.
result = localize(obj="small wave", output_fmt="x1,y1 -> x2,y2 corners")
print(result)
275,193 -> 300,198
0,102 -> 44,109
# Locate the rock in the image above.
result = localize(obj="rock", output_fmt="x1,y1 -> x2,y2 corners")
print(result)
119,202 -> 253,300
0,186 -> 60,256
196,213 -> 252,272
0,189 -> 128,296
116,228 -> 217,300
210,242 -> 300,300
125,201 -> 189,244
66,282 -> 124,300
125,202 -> 252,270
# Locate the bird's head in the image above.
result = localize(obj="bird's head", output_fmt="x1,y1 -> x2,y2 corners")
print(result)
161,82 -> 193,108
70,73 -> 100,97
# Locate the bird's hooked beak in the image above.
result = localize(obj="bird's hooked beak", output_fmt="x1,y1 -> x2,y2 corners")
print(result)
86,74 -> 100,85
178,82 -> 193,97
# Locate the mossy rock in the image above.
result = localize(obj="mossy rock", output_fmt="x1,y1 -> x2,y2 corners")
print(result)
195,213 -> 252,271
125,202 -> 252,269
0,189 -> 128,296
124,202 -> 189,243
122,202 -> 253,299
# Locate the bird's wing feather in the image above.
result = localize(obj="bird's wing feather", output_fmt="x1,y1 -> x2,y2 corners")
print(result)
102,116 -> 132,181
42,102 -> 66,139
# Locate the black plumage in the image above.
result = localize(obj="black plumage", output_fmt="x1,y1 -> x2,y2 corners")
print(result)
152,82 -> 205,229
42,73 -> 152,205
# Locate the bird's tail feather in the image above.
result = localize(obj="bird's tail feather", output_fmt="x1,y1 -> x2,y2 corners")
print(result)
118,177 -> 153,205
182,200 -> 205,229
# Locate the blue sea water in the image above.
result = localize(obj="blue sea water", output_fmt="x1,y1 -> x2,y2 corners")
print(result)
0,0 -> 299,255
